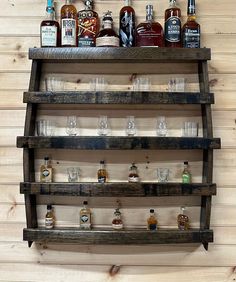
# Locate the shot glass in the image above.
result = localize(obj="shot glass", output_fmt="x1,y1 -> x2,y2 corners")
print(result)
182,121 -> 198,137
157,168 -> 170,183
97,115 -> 110,136
66,116 -> 78,136
67,167 -> 80,182
126,116 -> 137,136
36,120 -> 55,136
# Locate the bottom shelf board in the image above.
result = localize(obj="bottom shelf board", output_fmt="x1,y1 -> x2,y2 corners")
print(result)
23,228 -> 213,245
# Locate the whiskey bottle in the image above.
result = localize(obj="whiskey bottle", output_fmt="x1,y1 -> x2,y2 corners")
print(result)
40,0 -> 60,47
79,201 -> 92,229
61,0 -> 78,47
45,204 -> 54,229
119,0 -> 135,47
147,209 -> 158,230
164,0 -> 182,47
40,157 -> 53,182
182,0 -> 200,48
182,161 -> 191,183
177,206 -> 190,230
136,5 -> 164,47
78,0 -> 99,47
112,208 -> 123,230
97,160 -> 108,183
96,11 -> 120,47
128,163 -> 139,182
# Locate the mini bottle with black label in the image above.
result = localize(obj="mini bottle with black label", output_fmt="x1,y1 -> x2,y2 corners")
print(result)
97,160 -> 108,183
182,161 -> 191,183
164,0 -> 182,47
79,201 -> 92,229
182,0 -> 200,48
40,157 -> 53,183
78,0 -> 99,47
112,208 -> 123,230
177,206 -> 190,230
147,209 -> 158,230
128,163 -> 139,182
45,204 -> 54,229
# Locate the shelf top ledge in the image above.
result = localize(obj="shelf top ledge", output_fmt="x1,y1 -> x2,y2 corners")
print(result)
29,47 -> 211,62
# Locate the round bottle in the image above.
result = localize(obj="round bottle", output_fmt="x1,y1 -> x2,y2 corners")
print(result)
128,163 -> 139,182
177,206 -> 190,230
112,208 -> 123,230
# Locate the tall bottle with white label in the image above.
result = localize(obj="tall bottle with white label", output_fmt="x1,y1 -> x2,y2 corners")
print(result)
40,0 -> 60,47
79,201 -> 92,229
61,0 -> 78,47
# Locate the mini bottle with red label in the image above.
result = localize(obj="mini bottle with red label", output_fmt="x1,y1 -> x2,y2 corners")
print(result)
112,208 -> 123,230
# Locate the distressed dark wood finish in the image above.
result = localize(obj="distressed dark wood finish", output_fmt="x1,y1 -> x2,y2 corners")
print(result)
23,228 -> 213,244
20,182 -> 217,197
23,91 -> 215,105
17,136 -> 221,150
29,47 -> 211,63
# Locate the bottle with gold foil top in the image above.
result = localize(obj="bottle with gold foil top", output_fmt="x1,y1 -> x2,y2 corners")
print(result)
61,0 -> 78,47
40,157 -> 53,182
147,209 -> 158,230
182,161 -> 191,183
45,204 -> 54,229
177,206 -> 190,230
97,160 -> 108,183
78,0 -> 99,47
79,201 -> 92,229
128,163 -> 139,182
112,208 -> 123,230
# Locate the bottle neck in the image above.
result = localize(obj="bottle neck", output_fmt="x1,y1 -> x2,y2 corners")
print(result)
146,11 -> 154,22
125,0 -> 131,6
44,159 -> 49,166
103,20 -> 112,29
187,0 -> 196,16
100,163 -> 105,169
45,7 -> 55,20
66,0 -> 72,4
183,164 -> 189,172
169,0 -> 177,7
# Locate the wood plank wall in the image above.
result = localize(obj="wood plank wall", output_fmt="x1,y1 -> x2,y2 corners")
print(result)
0,0 -> 236,281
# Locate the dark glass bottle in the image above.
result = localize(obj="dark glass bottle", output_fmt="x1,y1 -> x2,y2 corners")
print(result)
61,0 -> 78,47
182,0 -> 200,48
96,11 -> 120,47
164,0 -> 182,47
78,0 -> 99,47
136,5 -> 164,47
40,0 -> 60,47
119,0 -> 135,47
97,160 -> 108,183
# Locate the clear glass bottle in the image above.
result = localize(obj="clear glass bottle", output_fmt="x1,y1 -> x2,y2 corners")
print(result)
79,201 -> 92,229
119,0 -> 135,47
128,163 -> 139,182
126,115 -> 136,136
40,0 -> 60,47
164,0 -> 182,47
45,204 -> 54,229
96,11 -> 120,47
78,0 -> 99,47
182,0 -> 200,48
112,208 -> 123,230
156,116 -> 168,137
136,5 -> 164,47
40,157 -> 53,182
147,209 -> 158,230
177,206 -> 190,230
182,161 -> 192,183
97,160 -> 108,183
61,0 -> 78,47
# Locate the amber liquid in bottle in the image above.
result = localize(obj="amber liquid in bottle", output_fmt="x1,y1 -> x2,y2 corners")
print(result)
182,0 -> 200,48
78,0 -> 99,47
45,204 -> 55,229
147,209 -> 158,230
61,0 -> 78,47
164,0 -> 181,47
177,207 -> 190,230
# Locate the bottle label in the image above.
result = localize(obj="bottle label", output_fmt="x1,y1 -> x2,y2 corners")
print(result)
41,168 -> 52,182
98,176 -> 106,183
78,38 -> 95,47
45,217 -> 54,229
165,16 -> 181,42
41,26 -> 57,47
182,174 -> 191,183
96,36 -> 120,47
80,214 -> 91,229
61,19 -> 76,46
148,224 -> 157,230
183,28 -> 200,48
112,223 -> 123,230
128,176 -> 139,182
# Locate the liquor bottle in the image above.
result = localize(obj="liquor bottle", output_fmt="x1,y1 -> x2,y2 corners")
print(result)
78,0 -> 99,47
112,208 -> 123,230
40,157 -> 53,182
40,0 -> 60,47
96,11 -> 120,47
164,0 -> 182,47
182,0 -> 200,48
45,204 -> 54,229
119,0 -> 135,47
136,5 -> 164,47
147,209 -> 158,230
128,163 -> 139,182
79,201 -> 92,229
177,206 -> 190,230
61,0 -> 78,47
182,161 -> 191,183
97,160 -> 108,183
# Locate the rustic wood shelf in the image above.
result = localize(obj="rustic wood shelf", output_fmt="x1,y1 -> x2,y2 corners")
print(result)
20,182 -> 216,197
29,47 -> 211,63
17,136 -> 221,150
23,227 -> 213,245
23,91 -> 215,105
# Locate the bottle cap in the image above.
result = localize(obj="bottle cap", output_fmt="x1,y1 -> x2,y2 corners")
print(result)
47,204 -> 52,209
103,11 -> 113,22
150,209 -> 154,213
44,157 -> 49,161
84,0 -> 93,8
83,201 -> 88,205
184,161 -> 188,165
100,160 -> 105,164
